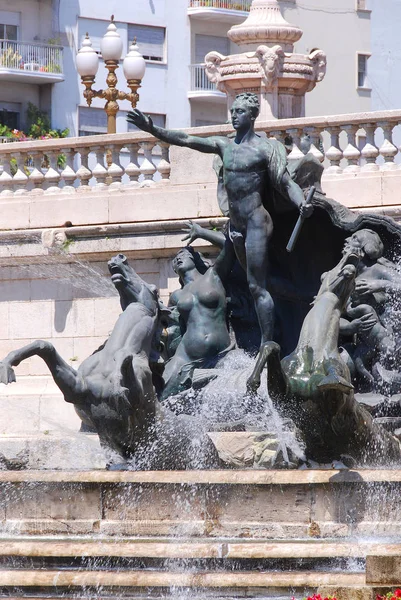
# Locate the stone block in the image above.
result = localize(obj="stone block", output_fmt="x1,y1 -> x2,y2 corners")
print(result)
382,171 -> 401,206
38,394 -> 81,433
29,193 -> 109,229
102,483 -> 206,528
0,518 -> 99,535
0,280 -> 31,303
99,519 -> 206,537
322,173 -> 383,209
9,301 -> 52,339
3,482 -> 102,521
0,197 -> 31,230
30,278 -> 74,302
0,302 -> 9,339
318,586 -> 375,600
51,299 -> 95,338
72,336 -> 107,365
205,484 -> 312,528
93,297 -> 121,337
366,555 -> 401,585
0,396 -> 40,434
312,482 -> 368,525
169,146 -> 216,185
0,433 -> 104,469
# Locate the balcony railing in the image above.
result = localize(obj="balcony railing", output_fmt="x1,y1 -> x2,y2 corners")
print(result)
0,40 -> 63,75
190,64 -> 217,92
188,0 -> 251,10
0,110 -> 401,195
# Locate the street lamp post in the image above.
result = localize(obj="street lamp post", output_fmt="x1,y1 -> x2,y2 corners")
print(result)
76,15 -> 146,134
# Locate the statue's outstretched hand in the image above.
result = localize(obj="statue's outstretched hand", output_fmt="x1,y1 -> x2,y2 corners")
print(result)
127,109 -> 154,133
181,220 -> 203,245
0,362 -> 16,385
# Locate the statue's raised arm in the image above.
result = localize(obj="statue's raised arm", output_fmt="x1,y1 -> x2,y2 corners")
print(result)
127,109 -> 228,156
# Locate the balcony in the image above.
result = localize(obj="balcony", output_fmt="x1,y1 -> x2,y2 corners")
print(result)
188,0 -> 251,23
188,64 -> 227,102
0,40 -> 64,84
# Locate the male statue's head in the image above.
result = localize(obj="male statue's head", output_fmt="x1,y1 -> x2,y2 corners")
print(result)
230,93 -> 260,131
343,229 -> 384,262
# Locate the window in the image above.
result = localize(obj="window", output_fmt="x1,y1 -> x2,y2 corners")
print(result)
0,11 -> 19,40
356,0 -> 367,9
128,24 -> 165,62
127,113 -> 166,132
357,53 -> 370,88
0,102 -> 21,129
79,106 -> 107,136
195,34 -> 229,64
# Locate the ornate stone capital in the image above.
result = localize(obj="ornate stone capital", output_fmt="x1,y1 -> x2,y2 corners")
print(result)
228,0 -> 303,52
205,51 -> 227,93
255,44 -> 284,89
309,49 -> 327,83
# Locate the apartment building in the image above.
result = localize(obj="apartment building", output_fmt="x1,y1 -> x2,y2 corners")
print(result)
0,0 -> 384,137
0,0 -> 63,132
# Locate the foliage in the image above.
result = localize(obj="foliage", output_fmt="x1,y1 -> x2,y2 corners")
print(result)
377,590 -> 401,600
0,104 -> 69,174
26,103 -> 69,140
0,46 -> 22,68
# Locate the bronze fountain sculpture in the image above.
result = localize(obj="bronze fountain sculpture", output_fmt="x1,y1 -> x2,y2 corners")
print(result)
2,92 -> 401,469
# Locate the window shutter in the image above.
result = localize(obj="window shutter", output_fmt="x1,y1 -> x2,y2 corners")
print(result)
128,113 -> 165,131
128,24 -> 165,61
195,35 -> 228,64
79,18 -> 124,54
79,106 -> 107,134
0,11 -> 20,27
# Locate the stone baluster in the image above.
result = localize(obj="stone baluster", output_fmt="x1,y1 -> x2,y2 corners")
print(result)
44,151 -> 62,193
76,147 -> 92,188
107,144 -> 124,189
360,123 -> 379,172
285,128 -> 305,162
29,152 -> 45,193
124,143 -> 141,187
342,124 -> 361,173
325,127 -> 343,174
139,141 -> 157,186
157,142 -> 171,183
0,154 -> 14,196
304,126 -> 324,162
91,146 -> 108,189
268,129 -> 284,144
378,121 -> 398,170
60,149 -> 77,193
12,152 -> 29,195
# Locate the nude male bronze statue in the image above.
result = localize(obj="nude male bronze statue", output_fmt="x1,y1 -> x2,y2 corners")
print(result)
127,92 -> 312,347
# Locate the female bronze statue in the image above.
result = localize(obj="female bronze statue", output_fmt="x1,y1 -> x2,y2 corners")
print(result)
161,244 -> 233,402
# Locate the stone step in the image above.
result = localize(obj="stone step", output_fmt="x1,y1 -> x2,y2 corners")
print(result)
0,568 -> 366,588
1,538 -> 401,560
2,469 -> 401,539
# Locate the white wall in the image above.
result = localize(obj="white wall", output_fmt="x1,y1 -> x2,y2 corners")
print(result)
52,0 -> 192,135
280,0 -> 372,116
369,0 -> 401,111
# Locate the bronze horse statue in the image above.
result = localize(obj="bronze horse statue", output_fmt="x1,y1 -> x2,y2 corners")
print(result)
0,254 -> 218,469
247,246 -> 401,465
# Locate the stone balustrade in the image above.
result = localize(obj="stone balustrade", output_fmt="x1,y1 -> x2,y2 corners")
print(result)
1,109 -> 401,197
